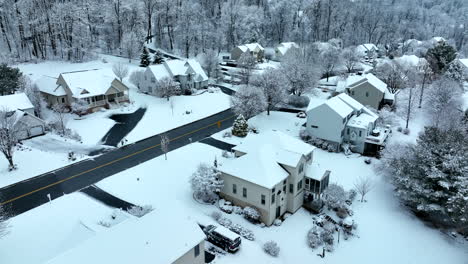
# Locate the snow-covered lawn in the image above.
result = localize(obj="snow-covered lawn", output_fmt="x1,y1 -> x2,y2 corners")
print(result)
86,113 -> 466,264
0,193 -> 129,264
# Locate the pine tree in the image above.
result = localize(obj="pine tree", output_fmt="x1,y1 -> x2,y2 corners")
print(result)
153,50 -> 164,64
444,61 -> 464,83
231,114 -> 248,137
0,64 -> 22,96
140,47 -> 151,67
425,43 -> 457,74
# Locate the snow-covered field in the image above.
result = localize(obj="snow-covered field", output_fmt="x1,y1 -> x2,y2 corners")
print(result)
5,110 -> 461,264
1,55 -> 230,187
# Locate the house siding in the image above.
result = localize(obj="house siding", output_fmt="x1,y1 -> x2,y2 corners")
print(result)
307,104 -> 346,147
172,240 -> 205,264
348,82 -> 384,110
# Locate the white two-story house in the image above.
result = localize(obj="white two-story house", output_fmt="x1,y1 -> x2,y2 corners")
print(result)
218,131 -> 329,226
307,93 -> 390,155
141,59 -> 208,95
230,43 -> 264,62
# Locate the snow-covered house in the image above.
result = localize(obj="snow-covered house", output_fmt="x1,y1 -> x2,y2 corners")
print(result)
274,42 -> 299,61
337,73 -> 393,110
230,43 -> 264,62
218,131 -> 329,226
307,93 -> 390,155
356,43 -> 379,58
36,70 -> 129,113
0,93 -> 46,140
141,59 -> 208,94
46,210 -> 206,264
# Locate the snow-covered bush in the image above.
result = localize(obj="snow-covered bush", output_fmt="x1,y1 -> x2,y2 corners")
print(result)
222,131 -> 232,138
397,126 -> 403,132
127,205 -> 153,217
216,215 -> 255,241
299,129 -> 311,142
348,189 -> 357,202
307,226 -> 323,249
402,128 -> 410,135
273,219 -> 282,226
323,183 -> 347,210
287,95 -> 310,108
190,163 -> 224,203
336,207 -> 348,219
263,241 -> 280,257
211,211 -> 222,221
243,207 -> 261,223
218,199 -> 233,213
232,114 -> 249,137
320,229 -> 334,245
232,206 -> 243,215
222,150 -> 233,159
327,145 -> 335,152
97,220 -> 111,228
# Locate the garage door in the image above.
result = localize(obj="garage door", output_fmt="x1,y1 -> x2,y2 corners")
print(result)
29,126 -> 44,137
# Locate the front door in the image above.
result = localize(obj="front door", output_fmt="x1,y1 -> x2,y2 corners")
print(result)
276,206 -> 281,218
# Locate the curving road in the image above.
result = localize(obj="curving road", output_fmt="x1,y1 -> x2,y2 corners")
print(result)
0,109 -> 236,217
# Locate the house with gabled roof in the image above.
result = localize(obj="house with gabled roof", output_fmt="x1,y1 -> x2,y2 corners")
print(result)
46,209 -> 206,264
230,43 -> 264,62
218,131 -> 330,226
307,93 -> 390,155
141,59 -> 208,95
275,42 -> 299,61
356,43 -> 379,58
0,93 -> 46,140
36,69 -> 129,113
338,73 -> 393,110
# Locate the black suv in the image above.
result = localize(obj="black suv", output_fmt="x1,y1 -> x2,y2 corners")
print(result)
199,224 -> 241,253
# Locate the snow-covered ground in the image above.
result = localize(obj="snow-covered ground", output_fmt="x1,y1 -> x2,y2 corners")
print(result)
7,110 -> 460,264
0,193 -> 130,264
1,55 -> 230,187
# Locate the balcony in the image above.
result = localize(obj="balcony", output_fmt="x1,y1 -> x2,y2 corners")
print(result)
365,126 -> 391,145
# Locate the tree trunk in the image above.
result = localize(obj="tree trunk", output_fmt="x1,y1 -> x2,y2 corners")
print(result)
406,88 -> 413,129
418,73 -> 427,108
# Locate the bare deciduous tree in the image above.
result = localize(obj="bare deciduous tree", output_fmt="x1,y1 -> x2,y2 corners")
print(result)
112,62 -> 129,82
354,176 -> 373,202
251,68 -> 287,115
237,52 -> 257,85
0,109 -> 19,170
160,134 -> 170,160
154,77 -> 179,101
230,85 -> 266,119
52,104 -> 68,136
129,70 -> 145,90
341,47 -> 359,73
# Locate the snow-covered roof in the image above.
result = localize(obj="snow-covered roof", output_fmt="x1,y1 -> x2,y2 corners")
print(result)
46,210 -> 206,264
60,69 -> 117,99
147,64 -> 171,81
276,42 -> 299,55
357,43 -> 378,52
238,43 -> 264,52
458,58 -> 468,68
320,96 -> 354,118
384,89 -> 395,100
431,37 -> 446,43
336,93 -> 364,112
346,73 -> 387,93
213,225 -> 240,241
187,59 -> 208,81
395,55 -> 427,67
164,59 -> 188,76
0,93 -> 34,111
346,112 -> 378,129
221,131 -> 315,189
35,76 -> 66,96
307,162 -> 331,181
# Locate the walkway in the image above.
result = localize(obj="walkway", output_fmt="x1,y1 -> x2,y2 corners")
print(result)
80,185 -> 135,210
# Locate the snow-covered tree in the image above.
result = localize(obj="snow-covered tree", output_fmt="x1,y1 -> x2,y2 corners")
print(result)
153,50 -> 164,64
341,47 -> 359,73
232,114 -> 248,137
263,241 -> 280,257
237,52 -> 257,85
71,99 -> 88,117
129,70 -> 145,90
251,68 -> 287,115
0,109 -> 19,170
112,62 -> 129,82
444,61 -> 465,83
424,77 -> 463,130
354,176 -> 373,202
425,42 -> 457,74
190,163 -> 223,203
19,76 -> 45,118
323,183 -> 347,210
0,64 -> 22,96
320,47 -> 342,81
122,31 -> 141,63
160,134 -> 170,160
230,85 -> 266,120
307,226 -> 323,249
373,60 -> 407,93
378,126 -> 468,228
281,47 -> 321,96
417,60 -> 433,108
198,49 -> 219,78
140,47 -> 151,67
52,104 -> 68,136
154,77 -> 179,101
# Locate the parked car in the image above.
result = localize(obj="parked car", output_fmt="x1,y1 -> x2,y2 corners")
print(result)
199,224 -> 241,253
296,111 -> 307,118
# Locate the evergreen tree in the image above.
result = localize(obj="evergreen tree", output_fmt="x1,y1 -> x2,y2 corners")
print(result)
444,61 -> 465,83
232,114 -> 248,137
379,126 -> 468,228
190,163 -> 223,203
153,50 -> 164,64
425,43 -> 457,74
140,47 -> 151,67
0,64 -> 22,96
